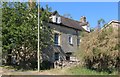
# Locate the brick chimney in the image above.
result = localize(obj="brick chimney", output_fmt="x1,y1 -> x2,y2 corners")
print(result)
80,16 -> 86,23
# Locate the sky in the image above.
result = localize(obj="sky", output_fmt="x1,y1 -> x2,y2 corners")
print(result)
40,2 -> 118,28
7,0 -> 119,28
8,0 -> 120,2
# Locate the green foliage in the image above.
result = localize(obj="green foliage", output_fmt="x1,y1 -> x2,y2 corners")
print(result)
66,66 -> 116,75
90,28 -> 95,32
2,2 -> 53,69
39,5 -> 53,49
2,2 -> 37,52
97,18 -> 105,29
98,18 -> 105,25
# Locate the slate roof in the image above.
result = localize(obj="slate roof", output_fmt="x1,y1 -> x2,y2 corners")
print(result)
60,16 -> 88,31
50,11 -> 88,31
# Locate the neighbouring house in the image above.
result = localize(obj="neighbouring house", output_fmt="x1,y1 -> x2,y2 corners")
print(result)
102,20 -> 120,29
41,11 -> 90,67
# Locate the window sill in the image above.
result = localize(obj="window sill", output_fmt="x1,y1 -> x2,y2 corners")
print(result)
69,43 -> 73,46
54,44 -> 61,47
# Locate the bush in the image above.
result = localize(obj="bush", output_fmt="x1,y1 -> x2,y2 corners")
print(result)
84,52 -> 119,73
77,27 -> 119,73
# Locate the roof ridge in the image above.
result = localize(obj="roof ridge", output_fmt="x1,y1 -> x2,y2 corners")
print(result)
60,15 -> 81,23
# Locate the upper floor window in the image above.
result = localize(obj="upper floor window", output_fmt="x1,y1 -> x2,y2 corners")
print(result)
54,33 -> 60,45
57,17 -> 61,24
77,38 -> 80,46
51,15 -> 61,24
69,35 -> 73,45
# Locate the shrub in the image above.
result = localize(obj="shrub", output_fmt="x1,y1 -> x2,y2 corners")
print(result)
77,27 -> 119,73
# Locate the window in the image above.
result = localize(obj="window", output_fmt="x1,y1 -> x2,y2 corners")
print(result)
52,16 -> 57,23
57,17 -> 61,24
69,35 -> 73,45
56,17 -> 58,22
48,26 -> 50,28
77,38 -> 80,46
66,52 -> 72,61
66,56 -> 70,61
54,53 -> 59,61
54,33 -> 59,45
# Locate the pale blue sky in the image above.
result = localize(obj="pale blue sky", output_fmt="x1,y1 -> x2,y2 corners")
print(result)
40,2 -> 118,28
8,0 -> 119,2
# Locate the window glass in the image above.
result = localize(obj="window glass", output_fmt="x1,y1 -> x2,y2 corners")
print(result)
77,38 -> 80,46
69,35 -> 73,44
54,53 -> 59,61
54,33 -> 59,45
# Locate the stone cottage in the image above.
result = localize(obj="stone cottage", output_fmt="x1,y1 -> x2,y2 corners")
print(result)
42,11 -> 90,66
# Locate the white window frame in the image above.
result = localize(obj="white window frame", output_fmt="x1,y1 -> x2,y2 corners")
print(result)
52,15 -> 57,23
57,17 -> 61,24
69,35 -> 73,45
54,33 -> 60,46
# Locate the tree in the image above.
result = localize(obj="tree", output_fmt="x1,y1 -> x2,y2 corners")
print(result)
90,27 -> 95,32
97,18 -> 105,30
2,2 -> 53,69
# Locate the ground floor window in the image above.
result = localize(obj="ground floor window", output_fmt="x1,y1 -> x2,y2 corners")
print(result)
54,52 -> 59,61
66,56 -> 70,61
66,52 -> 72,61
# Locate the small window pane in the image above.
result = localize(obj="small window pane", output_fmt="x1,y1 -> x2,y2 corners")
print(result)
77,38 -> 80,46
69,35 -> 73,44
54,53 -> 59,61
54,33 -> 59,45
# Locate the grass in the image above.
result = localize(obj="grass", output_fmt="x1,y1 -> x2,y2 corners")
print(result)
1,65 -> 118,75
44,65 -> 118,75
65,66 -> 118,75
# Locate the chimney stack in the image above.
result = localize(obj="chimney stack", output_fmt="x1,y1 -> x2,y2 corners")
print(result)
80,16 -> 86,23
